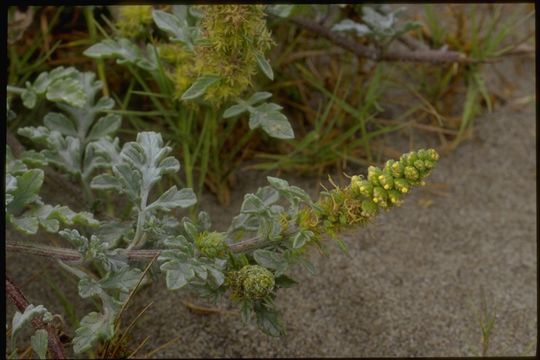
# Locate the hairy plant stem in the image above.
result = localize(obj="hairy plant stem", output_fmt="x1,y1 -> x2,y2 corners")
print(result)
129,187 -> 150,250
7,224 -> 299,263
6,275 -> 67,359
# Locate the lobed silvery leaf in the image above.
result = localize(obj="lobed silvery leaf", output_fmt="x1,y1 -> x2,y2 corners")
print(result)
146,186 -> 197,212
46,77 -> 87,108
11,304 -> 48,338
6,169 -> 43,214
43,112 -> 78,137
73,310 -> 115,354
84,38 -> 158,71
99,267 -> 142,293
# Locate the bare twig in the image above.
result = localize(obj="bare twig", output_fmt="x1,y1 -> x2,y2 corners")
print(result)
6,275 -> 67,359
287,16 -> 479,64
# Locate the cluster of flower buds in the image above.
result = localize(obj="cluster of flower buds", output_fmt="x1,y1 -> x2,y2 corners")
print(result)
351,148 -> 439,217
228,265 -> 275,300
116,6 -> 154,38
195,231 -> 228,258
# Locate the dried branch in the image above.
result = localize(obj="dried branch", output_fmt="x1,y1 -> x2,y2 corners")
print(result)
6,275 -> 67,359
287,16 -> 478,64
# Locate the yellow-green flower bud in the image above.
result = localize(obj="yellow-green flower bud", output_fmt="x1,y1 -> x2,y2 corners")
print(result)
361,199 -> 378,217
372,186 -> 388,205
413,160 -> 426,172
388,160 -> 404,178
394,178 -> 410,193
351,176 -> 373,198
378,171 -> 394,190
195,231 -> 228,258
388,189 -> 403,204
426,149 -> 439,161
367,166 -> 383,185
417,149 -> 429,160
404,166 -> 419,181
116,5 -> 153,37
423,159 -> 434,170
237,265 -> 275,299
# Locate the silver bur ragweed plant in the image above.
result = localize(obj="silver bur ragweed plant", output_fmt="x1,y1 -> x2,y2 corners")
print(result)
6,6 -> 442,357
6,77 -> 439,349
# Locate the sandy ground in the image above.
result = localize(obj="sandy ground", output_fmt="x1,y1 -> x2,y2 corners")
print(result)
6,22 -> 536,360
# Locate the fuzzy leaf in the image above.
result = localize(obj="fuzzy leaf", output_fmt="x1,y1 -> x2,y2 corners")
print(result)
181,75 -> 220,100
90,174 -> 122,191
73,311 -> 115,354
46,77 -> 87,108
223,104 -> 247,118
152,10 -> 189,44
253,249 -> 287,273
31,329 -> 48,360
10,215 -> 40,234
255,53 -> 274,81
292,230 -> 314,249
100,268 -> 142,292
6,169 -> 44,214
12,304 -> 48,338
86,114 -> 122,142
146,186 -> 197,212
247,91 -> 273,105
43,112 -> 78,137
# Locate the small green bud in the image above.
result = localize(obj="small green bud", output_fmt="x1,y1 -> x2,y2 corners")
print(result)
404,166 -> 419,181
372,186 -> 388,205
416,149 -> 428,160
423,159 -> 434,169
378,171 -> 394,190
367,166 -> 383,185
405,153 -> 418,166
361,199 -> 378,217
394,178 -> 410,193
195,231 -> 228,258
388,189 -> 403,204
426,149 -> 439,161
352,177 -> 373,198
413,160 -> 426,172
238,265 -> 275,299
388,160 -> 404,178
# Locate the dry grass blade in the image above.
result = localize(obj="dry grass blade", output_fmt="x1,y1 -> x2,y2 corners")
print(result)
127,335 -> 150,359
142,335 -> 183,359
108,302 -> 154,359
114,253 -> 159,330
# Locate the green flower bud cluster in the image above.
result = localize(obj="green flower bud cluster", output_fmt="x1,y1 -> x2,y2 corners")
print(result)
298,149 -> 439,235
194,231 -> 228,258
177,5 -> 274,105
228,265 -> 275,300
351,148 -> 439,213
116,5 -> 154,38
